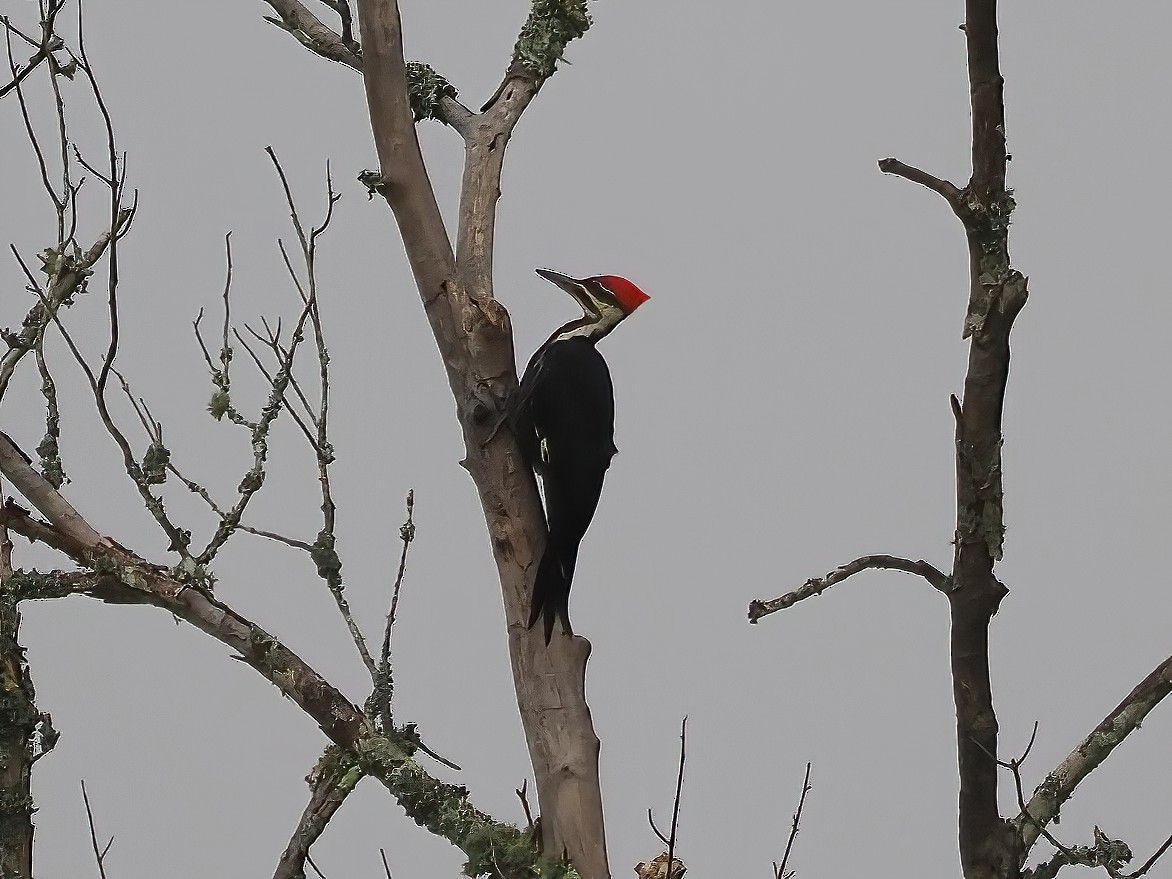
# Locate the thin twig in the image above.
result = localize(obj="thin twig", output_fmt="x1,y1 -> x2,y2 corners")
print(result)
379,848 -> 393,879
81,781 -> 112,879
380,490 -> 415,665
516,780 -> 535,832
6,23 -> 60,212
774,762 -> 812,879
665,716 -> 687,874
373,490 -> 415,728
196,284 -> 316,565
645,717 -> 687,875
238,526 -> 313,552
995,723 -> 1079,865
1126,832 -> 1172,879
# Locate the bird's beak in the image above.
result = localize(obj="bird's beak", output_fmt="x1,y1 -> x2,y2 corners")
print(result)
536,268 -> 595,311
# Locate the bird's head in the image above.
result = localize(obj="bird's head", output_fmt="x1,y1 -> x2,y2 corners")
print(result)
535,269 -> 649,338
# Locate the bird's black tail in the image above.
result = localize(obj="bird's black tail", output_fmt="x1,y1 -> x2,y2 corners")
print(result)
527,546 -> 573,645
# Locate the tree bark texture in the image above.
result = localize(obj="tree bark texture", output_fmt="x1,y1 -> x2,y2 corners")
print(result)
0,529 -> 36,879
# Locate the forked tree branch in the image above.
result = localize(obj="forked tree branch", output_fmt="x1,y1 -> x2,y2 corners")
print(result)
262,0 -> 361,68
81,781 -> 113,879
352,1 -> 606,874
259,1 -> 473,131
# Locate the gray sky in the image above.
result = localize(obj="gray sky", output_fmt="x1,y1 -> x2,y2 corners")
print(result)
2,1 -> 1170,876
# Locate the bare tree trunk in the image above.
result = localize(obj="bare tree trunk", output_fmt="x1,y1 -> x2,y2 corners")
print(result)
947,3 -> 1026,876
758,1 -> 1028,876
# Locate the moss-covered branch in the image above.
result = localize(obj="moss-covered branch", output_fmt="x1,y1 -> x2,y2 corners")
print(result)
405,62 -> 459,121
512,0 -> 591,82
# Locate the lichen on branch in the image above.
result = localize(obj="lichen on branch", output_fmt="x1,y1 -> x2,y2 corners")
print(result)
405,62 -> 458,122
512,0 -> 592,82
353,733 -> 578,878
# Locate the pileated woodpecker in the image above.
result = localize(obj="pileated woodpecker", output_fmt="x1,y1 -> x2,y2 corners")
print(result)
514,268 -> 650,643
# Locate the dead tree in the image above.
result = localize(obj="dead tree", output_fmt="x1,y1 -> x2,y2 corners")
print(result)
266,0 -> 612,871
0,0 -> 622,876
751,3 -> 1172,879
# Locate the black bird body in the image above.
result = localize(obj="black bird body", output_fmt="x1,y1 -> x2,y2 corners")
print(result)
516,338 -> 617,641
514,269 -> 649,643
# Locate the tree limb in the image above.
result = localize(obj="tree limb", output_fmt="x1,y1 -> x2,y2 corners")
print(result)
262,0 -> 361,68
273,747 -> 363,879
0,481 -> 559,877
1013,653 -> 1172,860
0,214 -> 130,402
748,554 -> 950,623
258,0 -> 473,131
0,431 -> 106,549
877,157 -> 963,213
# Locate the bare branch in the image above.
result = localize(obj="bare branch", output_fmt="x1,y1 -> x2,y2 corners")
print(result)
259,149 -> 376,677
995,723 -> 1082,870
5,24 -> 61,213
0,520 -> 534,874
355,0 -> 456,285
197,286 -> 317,565
774,763 -> 812,879
0,431 -> 105,549
646,810 -> 669,848
262,0 -> 361,68
0,19 -> 62,100
314,0 -> 355,50
749,554 -> 950,622
1126,832 -> 1172,879
515,780 -> 535,832
877,157 -> 963,210
643,718 -> 688,878
81,781 -> 112,879
273,748 -> 362,879
0,213 -> 128,403
1013,653 -> 1172,859
666,717 -> 686,875
259,0 -> 473,132
370,489 -> 414,726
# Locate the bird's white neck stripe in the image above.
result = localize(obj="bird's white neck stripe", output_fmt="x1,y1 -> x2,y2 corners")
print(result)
549,305 -> 625,345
